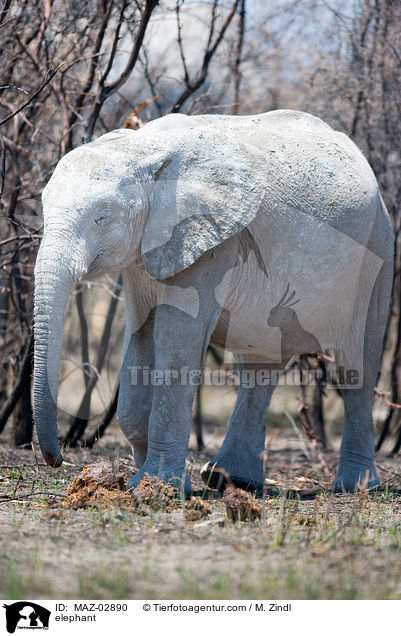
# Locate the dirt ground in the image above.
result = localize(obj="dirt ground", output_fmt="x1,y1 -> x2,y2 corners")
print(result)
1,386 -> 401,600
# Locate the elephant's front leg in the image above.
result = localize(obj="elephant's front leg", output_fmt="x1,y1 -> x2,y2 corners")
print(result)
127,298 -> 221,496
118,311 -> 155,468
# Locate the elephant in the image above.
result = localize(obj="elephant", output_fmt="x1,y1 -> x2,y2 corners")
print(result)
33,109 -> 394,495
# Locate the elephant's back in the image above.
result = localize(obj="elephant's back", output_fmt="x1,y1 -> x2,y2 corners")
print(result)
140,111 -> 377,201
139,109 -> 332,140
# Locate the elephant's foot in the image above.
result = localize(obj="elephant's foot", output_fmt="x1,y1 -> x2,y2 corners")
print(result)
201,451 -> 264,496
119,430 -> 148,468
332,461 -> 381,492
132,446 -> 146,469
127,466 -> 192,498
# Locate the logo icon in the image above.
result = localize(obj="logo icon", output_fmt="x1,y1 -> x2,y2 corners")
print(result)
3,602 -> 50,633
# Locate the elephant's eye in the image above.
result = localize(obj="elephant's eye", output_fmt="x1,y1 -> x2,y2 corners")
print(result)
94,208 -> 113,228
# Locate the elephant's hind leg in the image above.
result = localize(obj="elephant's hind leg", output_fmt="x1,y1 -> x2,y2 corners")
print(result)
201,360 -> 282,495
333,255 -> 393,492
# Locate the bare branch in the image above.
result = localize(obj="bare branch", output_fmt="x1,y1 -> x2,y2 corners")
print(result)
171,0 -> 239,114
0,0 -> 12,29
233,0 -> 246,115
0,135 -> 5,201
85,0 -> 159,141
176,0 -> 191,88
0,65 -> 62,128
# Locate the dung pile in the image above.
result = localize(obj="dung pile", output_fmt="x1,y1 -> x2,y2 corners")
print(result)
62,460 -> 133,510
184,496 -> 211,522
223,485 -> 262,522
131,476 -> 180,513
62,462 -> 181,513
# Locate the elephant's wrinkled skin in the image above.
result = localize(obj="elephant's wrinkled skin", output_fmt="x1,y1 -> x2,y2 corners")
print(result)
33,110 -> 394,494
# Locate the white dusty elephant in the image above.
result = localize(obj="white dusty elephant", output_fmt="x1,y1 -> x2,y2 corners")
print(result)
33,109 -> 394,494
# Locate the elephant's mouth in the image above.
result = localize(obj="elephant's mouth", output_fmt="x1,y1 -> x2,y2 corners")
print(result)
85,254 -> 104,277
85,253 -> 125,279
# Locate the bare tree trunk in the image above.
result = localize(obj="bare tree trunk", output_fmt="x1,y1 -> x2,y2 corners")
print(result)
0,333 -> 33,435
84,382 -> 120,448
376,308 -> 401,451
0,261 -> 8,407
65,275 -> 122,446
297,355 -> 327,447
193,384 -> 204,450
304,382 -> 327,447
12,378 -> 33,447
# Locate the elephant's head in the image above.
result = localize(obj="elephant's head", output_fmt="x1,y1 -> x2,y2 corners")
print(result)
33,118 -> 267,467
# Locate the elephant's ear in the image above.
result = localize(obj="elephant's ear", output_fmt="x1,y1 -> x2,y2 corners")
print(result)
140,128 -> 266,279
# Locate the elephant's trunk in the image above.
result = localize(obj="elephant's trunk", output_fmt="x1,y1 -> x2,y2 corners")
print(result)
33,240 -> 75,467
